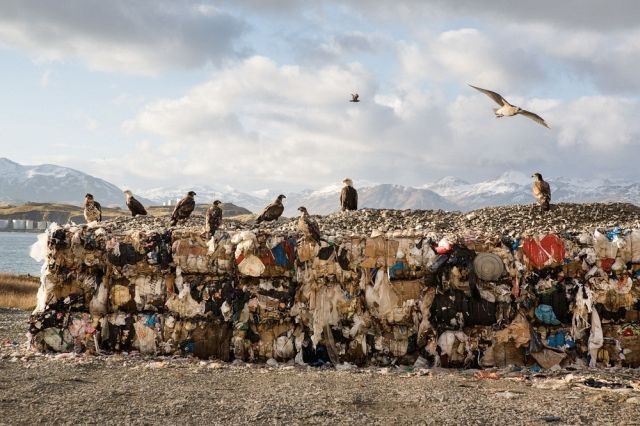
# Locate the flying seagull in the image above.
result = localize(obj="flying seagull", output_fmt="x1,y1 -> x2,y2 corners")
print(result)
350,93 -> 360,103
468,84 -> 549,128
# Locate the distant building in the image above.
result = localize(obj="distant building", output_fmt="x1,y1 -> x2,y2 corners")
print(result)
25,220 -> 34,230
37,221 -> 48,230
12,219 -> 26,230
0,219 -> 9,229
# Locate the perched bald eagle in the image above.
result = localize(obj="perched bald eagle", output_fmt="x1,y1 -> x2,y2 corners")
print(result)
256,194 -> 286,223
297,206 -> 321,243
170,191 -> 196,226
84,193 -> 102,223
340,178 -> 358,211
532,173 -> 551,211
205,200 -> 223,238
124,190 -> 147,217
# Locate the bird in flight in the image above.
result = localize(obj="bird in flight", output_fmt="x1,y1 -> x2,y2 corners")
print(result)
350,93 -> 360,102
468,84 -> 549,128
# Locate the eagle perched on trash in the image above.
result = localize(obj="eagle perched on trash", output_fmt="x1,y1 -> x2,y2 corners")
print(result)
340,178 -> 358,211
532,173 -> 551,211
170,191 -> 196,226
124,190 -> 147,217
83,193 -> 102,223
205,200 -> 223,238
256,194 -> 286,223
297,206 -> 322,243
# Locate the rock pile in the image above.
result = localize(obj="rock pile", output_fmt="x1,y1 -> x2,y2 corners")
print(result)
104,202 -> 640,238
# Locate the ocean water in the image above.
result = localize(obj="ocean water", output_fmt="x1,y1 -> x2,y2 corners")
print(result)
0,232 -> 42,276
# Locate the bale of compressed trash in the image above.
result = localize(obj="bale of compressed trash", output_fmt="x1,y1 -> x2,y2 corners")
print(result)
28,204 -> 640,368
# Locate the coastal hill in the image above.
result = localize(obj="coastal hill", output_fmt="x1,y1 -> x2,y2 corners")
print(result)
0,202 -> 251,227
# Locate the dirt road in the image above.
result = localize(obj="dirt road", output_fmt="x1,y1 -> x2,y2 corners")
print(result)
1,309 -> 639,425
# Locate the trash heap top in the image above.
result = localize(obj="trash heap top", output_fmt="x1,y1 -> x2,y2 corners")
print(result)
90,202 -> 640,238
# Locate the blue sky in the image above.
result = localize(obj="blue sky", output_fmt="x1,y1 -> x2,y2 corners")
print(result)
1,1 -> 639,192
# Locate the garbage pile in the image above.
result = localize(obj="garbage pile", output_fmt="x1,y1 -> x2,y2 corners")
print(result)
28,203 -> 640,369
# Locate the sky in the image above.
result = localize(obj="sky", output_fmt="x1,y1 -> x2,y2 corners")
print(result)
0,0 -> 639,192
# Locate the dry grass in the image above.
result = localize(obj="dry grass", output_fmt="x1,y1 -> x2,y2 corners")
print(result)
0,273 -> 39,310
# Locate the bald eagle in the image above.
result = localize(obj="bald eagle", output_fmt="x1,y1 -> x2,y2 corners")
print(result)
256,194 -> 286,223
297,206 -> 321,243
124,190 -> 147,217
170,191 -> 196,226
205,200 -> 223,238
340,178 -> 358,211
532,173 -> 551,211
84,193 -> 102,223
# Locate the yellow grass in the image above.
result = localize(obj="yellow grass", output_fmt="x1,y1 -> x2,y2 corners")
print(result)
0,273 -> 39,310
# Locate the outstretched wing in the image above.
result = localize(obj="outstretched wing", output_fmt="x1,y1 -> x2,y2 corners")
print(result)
468,84 -> 509,106
518,109 -> 550,128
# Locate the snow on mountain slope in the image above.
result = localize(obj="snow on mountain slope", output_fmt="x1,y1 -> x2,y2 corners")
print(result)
4,158 -> 640,214
0,158 -> 150,207
137,184 -> 268,212
424,171 -> 640,210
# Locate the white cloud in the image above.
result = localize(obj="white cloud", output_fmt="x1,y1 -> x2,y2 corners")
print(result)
397,28 -> 544,91
0,0 -> 247,74
118,54 -> 640,190
39,69 -> 51,87
74,112 -> 99,132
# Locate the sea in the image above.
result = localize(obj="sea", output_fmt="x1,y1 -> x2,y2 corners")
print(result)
0,232 -> 42,276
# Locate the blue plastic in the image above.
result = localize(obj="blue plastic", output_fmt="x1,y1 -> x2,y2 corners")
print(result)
535,304 -> 561,325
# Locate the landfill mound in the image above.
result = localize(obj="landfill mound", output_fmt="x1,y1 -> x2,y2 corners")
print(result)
96,202 -> 640,236
28,202 -> 640,369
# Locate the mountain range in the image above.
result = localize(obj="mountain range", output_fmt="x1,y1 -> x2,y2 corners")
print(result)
0,158 -> 153,207
2,157 -> 640,214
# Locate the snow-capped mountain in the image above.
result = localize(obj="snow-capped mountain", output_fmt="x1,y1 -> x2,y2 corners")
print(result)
423,171 -> 640,210
280,184 -> 459,217
137,185 -> 269,213
0,158 -> 151,207
137,182 -> 457,216
4,158 -> 640,214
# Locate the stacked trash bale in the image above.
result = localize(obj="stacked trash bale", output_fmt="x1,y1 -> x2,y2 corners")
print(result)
28,204 -> 640,368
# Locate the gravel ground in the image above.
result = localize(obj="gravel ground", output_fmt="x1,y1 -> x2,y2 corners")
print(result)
98,202 -> 640,239
1,309 -> 639,425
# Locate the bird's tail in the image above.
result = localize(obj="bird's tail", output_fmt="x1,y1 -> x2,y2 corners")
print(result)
170,218 -> 177,226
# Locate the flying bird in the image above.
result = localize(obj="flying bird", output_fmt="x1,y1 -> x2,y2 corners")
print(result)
256,194 -> 286,223
124,190 -> 147,217
468,84 -> 549,128
350,93 -> 360,103
340,178 -> 358,211
84,193 -> 102,223
205,200 -> 223,238
297,206 -> 322,243
532,173 -> 551,212
170,191 -> 196,226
